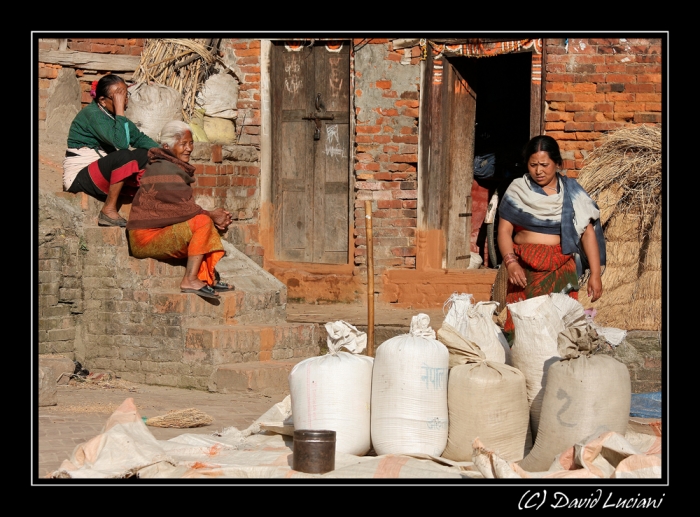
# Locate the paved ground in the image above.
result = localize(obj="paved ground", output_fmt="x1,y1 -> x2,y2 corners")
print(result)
34,302 -> 445,481
35,379 -> 289,480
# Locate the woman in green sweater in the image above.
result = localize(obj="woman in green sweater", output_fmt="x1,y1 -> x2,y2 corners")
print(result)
63,74 -> 159,227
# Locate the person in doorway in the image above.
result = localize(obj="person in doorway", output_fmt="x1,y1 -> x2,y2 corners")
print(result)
125,120 -> 235,300
497,135 -> 606,340
63,74 -> 160,227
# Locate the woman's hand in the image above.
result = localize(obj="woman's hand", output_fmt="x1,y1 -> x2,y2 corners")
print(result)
111,86 -> 128,116
587,274 -> 603,302
580,223 -> 603,302
506,261 -> 527,288
207,207 -> 233,231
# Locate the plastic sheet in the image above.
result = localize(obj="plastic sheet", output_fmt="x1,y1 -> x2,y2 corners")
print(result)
630,392 -> 662,419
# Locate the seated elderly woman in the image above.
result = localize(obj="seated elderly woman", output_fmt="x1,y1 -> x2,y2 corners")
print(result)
125,120 -> 235,300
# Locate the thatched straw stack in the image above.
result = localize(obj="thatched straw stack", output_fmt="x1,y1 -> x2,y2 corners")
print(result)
131,38 -> 219,123
576,124 -> 662,331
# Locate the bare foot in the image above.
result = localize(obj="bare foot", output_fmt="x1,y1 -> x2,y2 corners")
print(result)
180,279 -> 210,291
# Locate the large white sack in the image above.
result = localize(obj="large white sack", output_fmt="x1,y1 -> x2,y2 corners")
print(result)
508,294 -> 565,439
289,321 -> 373,456
195,72 -> 239,119
125,82 -> 182,142
518,326 -> 631,473
443,293 -> 511,364
438,324 -> 529,462
371,314 -> 449,457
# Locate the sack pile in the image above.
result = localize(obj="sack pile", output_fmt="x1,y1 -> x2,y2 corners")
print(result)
285,292 -> 635,477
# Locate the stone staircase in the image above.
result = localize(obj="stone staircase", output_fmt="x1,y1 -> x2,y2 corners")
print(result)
39,191 -> 319,393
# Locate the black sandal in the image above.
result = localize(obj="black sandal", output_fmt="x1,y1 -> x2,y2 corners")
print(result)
212,281 -> 235,291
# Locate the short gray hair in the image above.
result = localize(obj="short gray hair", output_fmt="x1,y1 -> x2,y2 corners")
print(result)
158,120 -> 192,148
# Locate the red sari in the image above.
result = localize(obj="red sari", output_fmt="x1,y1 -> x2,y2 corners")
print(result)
503,242 -> 578,335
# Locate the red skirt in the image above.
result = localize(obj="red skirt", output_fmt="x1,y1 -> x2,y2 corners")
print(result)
503,243 -> 578,335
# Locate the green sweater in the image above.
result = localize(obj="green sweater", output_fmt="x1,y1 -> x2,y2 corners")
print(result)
66,101 -> 159,152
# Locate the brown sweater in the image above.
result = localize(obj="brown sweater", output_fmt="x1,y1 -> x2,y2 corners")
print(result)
125,148 -> 203,230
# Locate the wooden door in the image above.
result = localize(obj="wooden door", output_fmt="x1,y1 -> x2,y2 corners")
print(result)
271,41 -> 350,264
420,53 -> 477,269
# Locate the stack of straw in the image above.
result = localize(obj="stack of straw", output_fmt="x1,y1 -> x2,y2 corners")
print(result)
131,38 -> 219,123
576,124 -> 662,331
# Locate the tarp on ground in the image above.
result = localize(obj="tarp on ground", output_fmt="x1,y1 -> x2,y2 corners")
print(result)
49,397 -> 662,480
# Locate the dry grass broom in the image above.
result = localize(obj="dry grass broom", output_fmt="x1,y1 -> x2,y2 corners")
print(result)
145,408 -> 214,428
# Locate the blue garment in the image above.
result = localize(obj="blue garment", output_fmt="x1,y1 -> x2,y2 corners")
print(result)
499,173 -> 606,280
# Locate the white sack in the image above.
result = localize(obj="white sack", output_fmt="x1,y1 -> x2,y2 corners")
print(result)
289,321 -> 373,455
195,72 -> 239,119
125,82 -> 182,142
443,293 -> 511,364
371,314 -> 449,457
508,294 -> 565,439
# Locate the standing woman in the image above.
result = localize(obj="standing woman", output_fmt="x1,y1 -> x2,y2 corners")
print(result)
63,74 -> 160,227
497,135 -> 606,340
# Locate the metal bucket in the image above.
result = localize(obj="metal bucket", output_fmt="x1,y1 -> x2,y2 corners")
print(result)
292,429 -> 336,474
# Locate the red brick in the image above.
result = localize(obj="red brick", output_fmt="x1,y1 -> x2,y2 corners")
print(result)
568,83 -> 597,93
571,93 -> 606,103
614,102 -> 645,112
634,113 -> 661,123
390,154 -> 418,163
606,92 -> 635,102
608,111 -> 634,123
196,176 -> 217,187
545,92 -> 574,102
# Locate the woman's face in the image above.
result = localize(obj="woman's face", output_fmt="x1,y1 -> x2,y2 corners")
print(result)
101,81 -> 129,112
165,131 -> 194,162
527,150 -> 558,188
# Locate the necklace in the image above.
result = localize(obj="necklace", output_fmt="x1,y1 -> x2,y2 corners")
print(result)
97,102 -> 115,121
543,185 -> 558,191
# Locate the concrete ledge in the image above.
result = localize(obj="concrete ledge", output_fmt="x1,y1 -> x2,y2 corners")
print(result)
38,355 -> 75,385
209,359 -> 305,394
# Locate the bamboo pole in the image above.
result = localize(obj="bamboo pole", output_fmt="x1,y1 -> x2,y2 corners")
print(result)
365,200 -> 375,357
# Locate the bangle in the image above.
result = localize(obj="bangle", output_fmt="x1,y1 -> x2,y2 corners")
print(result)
503,253 -> 518,266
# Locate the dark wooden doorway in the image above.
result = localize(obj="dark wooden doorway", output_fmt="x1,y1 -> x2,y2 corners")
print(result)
270,41 -> 351,264
420,46 -> 541,269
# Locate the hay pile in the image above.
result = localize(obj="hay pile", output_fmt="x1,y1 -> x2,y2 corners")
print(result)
131,38 -> 220,123
576,124 -> 662,331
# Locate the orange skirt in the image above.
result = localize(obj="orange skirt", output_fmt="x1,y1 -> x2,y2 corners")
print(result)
127,214 -> 224,285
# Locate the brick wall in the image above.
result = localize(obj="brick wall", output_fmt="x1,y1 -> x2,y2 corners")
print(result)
352,39 -> 423,290
543,37 -> 663,177
37,38 -> 146,126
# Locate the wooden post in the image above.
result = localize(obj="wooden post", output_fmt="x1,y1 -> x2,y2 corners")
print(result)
365,200 -> 375,357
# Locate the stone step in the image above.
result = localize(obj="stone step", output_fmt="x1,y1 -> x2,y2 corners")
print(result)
147,288 -> 286,326
184,322 -> 318,366
209,359 -> 304,394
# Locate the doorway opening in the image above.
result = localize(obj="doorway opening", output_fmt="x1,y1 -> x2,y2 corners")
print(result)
450,51 -> 533,267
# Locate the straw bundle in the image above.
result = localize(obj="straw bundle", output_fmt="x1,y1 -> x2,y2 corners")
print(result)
576,125 -> 663,331
145,408 -> 214,428
131,38 -> 220,123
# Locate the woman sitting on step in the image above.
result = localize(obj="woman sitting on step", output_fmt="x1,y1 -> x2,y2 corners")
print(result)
125,120 -> 235,300
63,74 -> 160,227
